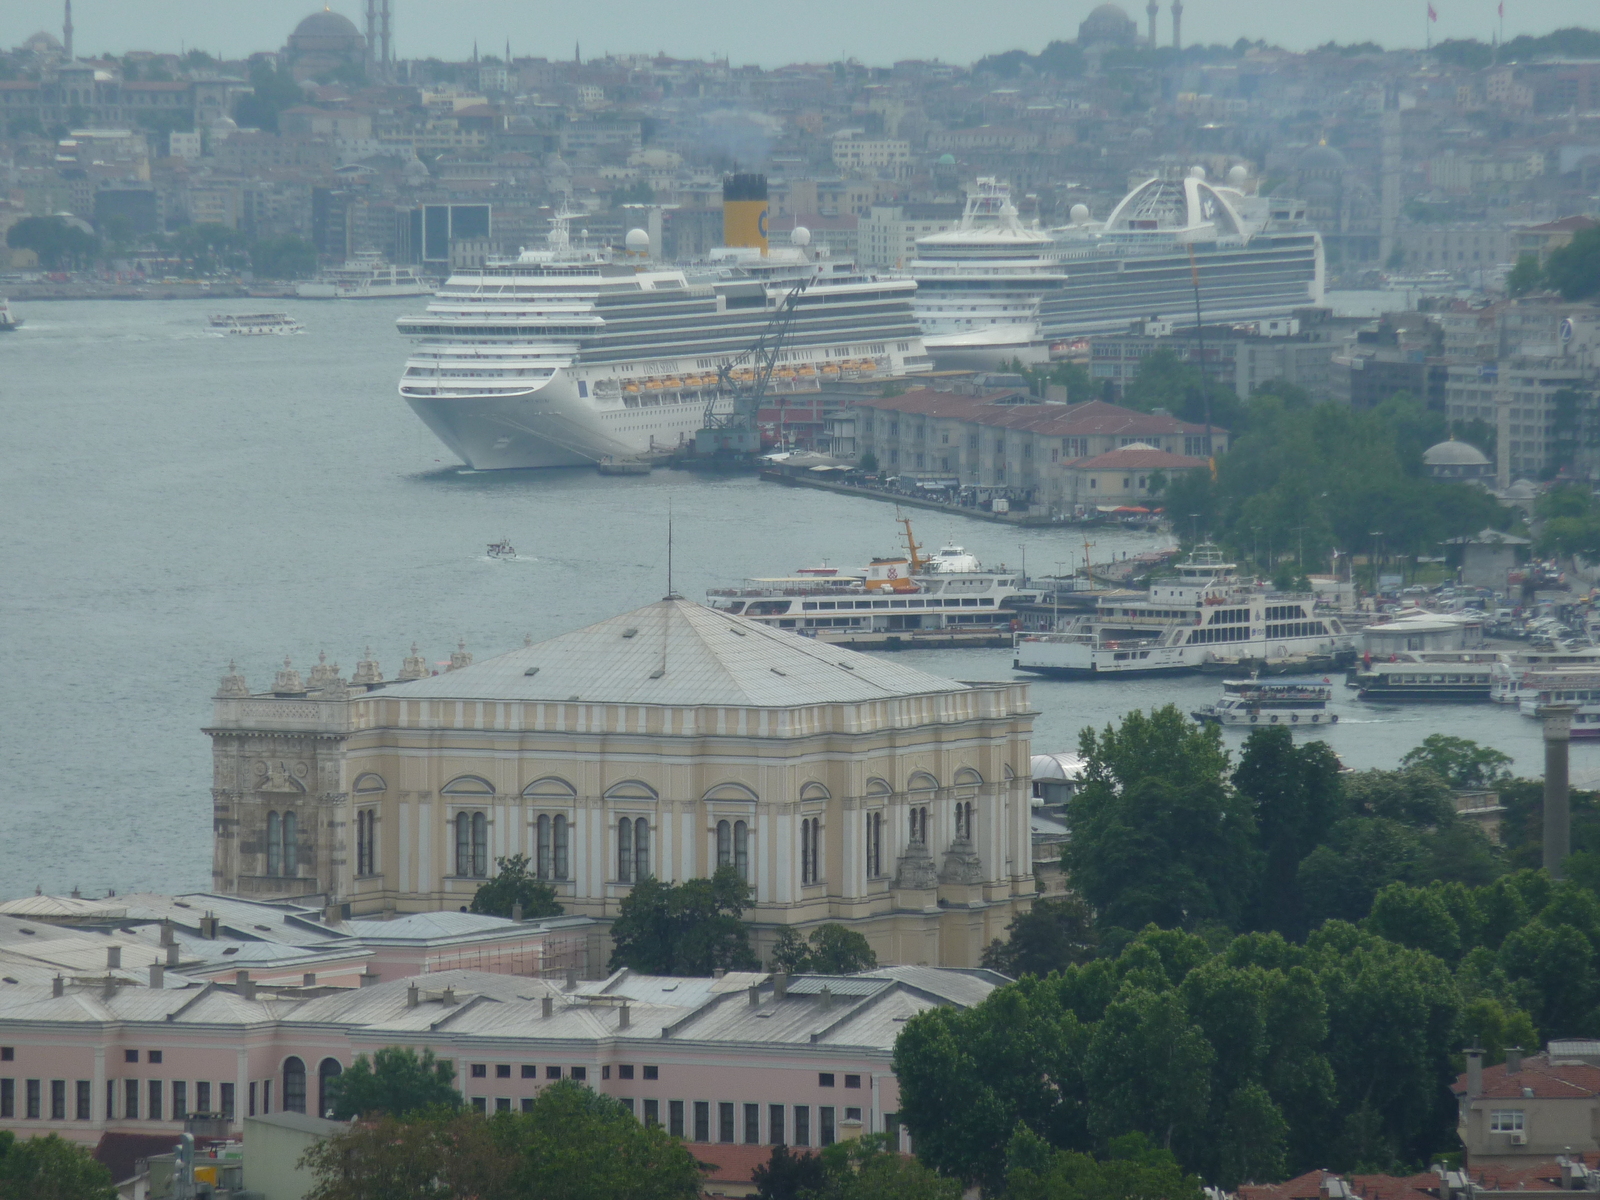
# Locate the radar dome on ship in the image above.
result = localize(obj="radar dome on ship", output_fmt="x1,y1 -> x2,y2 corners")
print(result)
1070,203 -> 1090,224
1189,164 -> 1207,180
791,226 -> 811,247
1227,164 -> 1250,185
624,227 -> 650,255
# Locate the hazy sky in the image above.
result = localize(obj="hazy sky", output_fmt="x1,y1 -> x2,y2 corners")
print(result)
3,0 -> 1595,68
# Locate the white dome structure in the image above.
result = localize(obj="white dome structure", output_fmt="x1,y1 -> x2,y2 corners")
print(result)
1423,438 -> 1493,482
1069,203 -> 1091,224
790,225 -> 811,247
1227,163 -> 1250,186
1189,164 -> 1207,180
624,227 -> 650,256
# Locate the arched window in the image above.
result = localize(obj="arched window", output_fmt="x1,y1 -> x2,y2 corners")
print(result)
632,817 -> 650,881
471,811 -> 488,877
538,814 -> 553,879
801,818 -> 817,885
283,1057 -> 306,1114
455,812 -> 471,877
553,815 -> 569,880
317,1058 -> 342,1120
356,809 -> 377,876
865,811 -> 883,878
717,819 -> 732,868
909,806 -> 928,845
734,820 -> 749,882
282,811 -> 297,877
266,811 -> 281,876
618,816 -> 650,883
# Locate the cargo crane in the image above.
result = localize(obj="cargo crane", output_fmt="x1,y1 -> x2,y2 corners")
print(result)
695,275 -> 813,458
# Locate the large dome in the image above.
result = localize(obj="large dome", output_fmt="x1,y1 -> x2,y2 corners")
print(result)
1298,144 -> 1347,172
1424,439 -> 1490,468
292,9 -> 361,39
1079,3 -> 1138,46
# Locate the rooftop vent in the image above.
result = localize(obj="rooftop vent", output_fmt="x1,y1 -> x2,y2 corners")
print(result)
622,628 -> 639,638
524,667 -> 539,677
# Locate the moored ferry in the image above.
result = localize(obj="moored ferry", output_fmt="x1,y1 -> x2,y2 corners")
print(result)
1490,647 -> 1600,703
298,253 -> 431,299
1350,651 -> 1500,699
1011,545 -> 1353,678
1192,679 -> 1338,728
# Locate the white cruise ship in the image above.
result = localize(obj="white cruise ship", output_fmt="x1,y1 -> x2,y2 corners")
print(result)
297,253 -> 431,299
397,214 -> 931,470
1040,169 -> 1324,338
908,179 -> 1067,369
1012,545 -> 1353,678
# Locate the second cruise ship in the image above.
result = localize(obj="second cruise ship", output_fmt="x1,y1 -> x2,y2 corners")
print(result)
397,180 -> 931,470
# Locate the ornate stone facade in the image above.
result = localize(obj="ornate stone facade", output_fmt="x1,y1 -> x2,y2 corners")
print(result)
208,600 -> 1038,968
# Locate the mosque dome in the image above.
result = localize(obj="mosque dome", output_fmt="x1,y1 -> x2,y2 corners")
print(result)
292,9 -> 362,41
1298,144 -> 1347,173
938,153 -> 956,165
1078,3 -> 1138,47
1424,439 -> 1490,468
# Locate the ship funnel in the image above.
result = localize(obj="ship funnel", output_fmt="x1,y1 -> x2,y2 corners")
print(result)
723,173 -> 769,255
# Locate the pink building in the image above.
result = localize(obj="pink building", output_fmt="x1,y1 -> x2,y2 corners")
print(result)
0,964 -> 998,1152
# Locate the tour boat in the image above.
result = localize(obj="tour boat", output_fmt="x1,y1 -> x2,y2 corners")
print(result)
487,539 -> 516,559
1192,679 -> 1338,728
208,312 -> 304,336
1350,651 -> 1499,699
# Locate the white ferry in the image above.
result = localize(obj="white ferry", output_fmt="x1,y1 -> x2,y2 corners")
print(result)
1516,670 -> 1600,717
1490,647 -> 1600,704
298,253 -> 431,299
395,189 -> 930,470
207,312 -> 304,335
706,523 -> 1035,643
1192,679 -> 1338,728
1011,545 -> 1352,678
1350,651 -> 1500,699
0,298 -> 21,331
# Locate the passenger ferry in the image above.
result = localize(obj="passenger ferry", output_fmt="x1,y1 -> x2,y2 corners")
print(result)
1516,670 -> 1600,717
1192,679 -> 1338,727
706,522 -> 1036,643
1011,545 -> 1352,678
207,312 -> 303,335
297,253 -> 431,299
395,199 -> 930,470
1489,647 -> 1600,704
1350,651 -> 1500,699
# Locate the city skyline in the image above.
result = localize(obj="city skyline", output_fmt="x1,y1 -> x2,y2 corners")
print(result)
2,0 -> 1596,68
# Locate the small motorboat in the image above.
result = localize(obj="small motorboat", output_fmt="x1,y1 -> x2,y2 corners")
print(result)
487,539 -> 516,559
0,299 -> 22,332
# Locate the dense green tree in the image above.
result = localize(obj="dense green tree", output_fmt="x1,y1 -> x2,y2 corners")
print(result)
1505,254 -> 1545,296
1543,227 -> 1600,301
1084,987 -> 1213,1154
607,866 -> 759,975
1365,882 -> 1462,961
1298,818 -> 1428,927
753,1145 -> 829,1200
171,222 -> 249,275
0,1132 -> 115,1200
5,216 -> 99,270
806,924 -> 879,974
1457,996 -> 1539,1067
325,1046 -> 461,1119
251,235 -> 318,280
1066,707 -> 1257,935
301,1113 -> 494,1200
469,853 -> 563,919
235,59 -> 307,132
1233,728 -> 1344,936
982,896 -> 1099,977
815,1134 -> 962,1200
1400,735 -> 1513,790
1215,1083 -> 1289,1189
1004,1129 -> 1205,1200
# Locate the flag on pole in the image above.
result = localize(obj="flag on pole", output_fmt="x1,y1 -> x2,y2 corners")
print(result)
1428,2 -> 1438,19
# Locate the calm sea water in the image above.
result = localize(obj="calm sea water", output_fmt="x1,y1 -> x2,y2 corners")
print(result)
0,299 -> 1571,899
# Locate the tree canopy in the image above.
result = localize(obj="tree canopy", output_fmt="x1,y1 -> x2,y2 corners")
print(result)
607,866 -> 760,975
469,853 -> 563,920
0,1132 -> 115,1200
6,217 -> 100,270
325,1046 -> 462,1120
770,924 -> 879,974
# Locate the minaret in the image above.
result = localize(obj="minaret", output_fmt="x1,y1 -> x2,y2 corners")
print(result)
63,0 -> 73,60
1146,0 -> 1159,47
364,0 -> 377,77
1172,0 -> 1183,51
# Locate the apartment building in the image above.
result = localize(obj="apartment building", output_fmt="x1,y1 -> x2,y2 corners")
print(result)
857,203 -> 962,269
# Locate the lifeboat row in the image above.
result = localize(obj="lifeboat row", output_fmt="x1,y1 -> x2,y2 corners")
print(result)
618,359 -> 883,395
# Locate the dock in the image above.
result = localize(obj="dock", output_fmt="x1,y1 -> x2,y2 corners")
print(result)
758,469 -> 1059,526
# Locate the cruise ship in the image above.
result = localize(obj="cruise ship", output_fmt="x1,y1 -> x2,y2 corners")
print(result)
1042,169 -> 1324,337
1012,545 -> 1353,677
908,179 -> 1067,369
397,201 -> 931,469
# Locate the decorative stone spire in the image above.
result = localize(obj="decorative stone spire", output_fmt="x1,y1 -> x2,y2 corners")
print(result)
351,646 -> 383,687
308,650 -> 338,688
448,640 -> 473,672
217,660 -> 250,698
320,668 -> 350,701
272,657 -> 306,695
398,643 -> 429,681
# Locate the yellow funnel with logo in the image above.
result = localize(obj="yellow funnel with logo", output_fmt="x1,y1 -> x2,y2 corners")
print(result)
723,173 -> 768,255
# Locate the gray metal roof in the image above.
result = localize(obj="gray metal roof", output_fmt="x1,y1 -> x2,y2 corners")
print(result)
370,600 -> 969,708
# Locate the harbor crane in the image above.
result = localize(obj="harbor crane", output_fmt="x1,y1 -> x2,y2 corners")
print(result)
696,275 -> 814,458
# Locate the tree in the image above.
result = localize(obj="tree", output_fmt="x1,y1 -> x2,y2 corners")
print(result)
753,1145 -> 828,1200
1004,1129 -> 1205,1200
815,1134 -> 961,1200
607,866 -> 759,975
251,235 -> 318,280
325,1046 -> 462,1119
301,1113 -> 489,1200
858,450 -> 880,474
982,896 -> 1098,977
770,927 -> 812,973
0,1132 -> 115,1200
1084,987 -> 1214,1154
1401,735 -> 1512,790
1543,228 -> 1600,301
6,217 -> 100,270
810,925 -> 879,974
1505,254 -> 1544,297
1066,707 -> 1258,935
1233,728 -> 1344,937
470,853 -> 563,919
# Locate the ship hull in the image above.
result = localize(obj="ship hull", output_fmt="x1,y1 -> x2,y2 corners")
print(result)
402,370 -> 710,469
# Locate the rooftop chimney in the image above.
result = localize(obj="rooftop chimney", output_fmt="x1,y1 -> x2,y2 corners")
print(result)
407,984 -> 419,1009
564,968 -> 577,992
512,902 -> 524,922
1466,1048 -> 1484,1099
713,968 -> 725,980
748,984 -> 761,1009
360,971 -> 377,988
619,1003 -> 631,1029
52,974 -> 64,998
166,944 -> 179,967
1542,705 -> 1576,878
542,996 -> 554,1018
149,963 -> 164,989
819,984 -> 834,1011
236,970 -> 255,1001
106,946 -> 121,970
199,914 -> 218,939
1507,1046 -> 1524,1074
441,987 -> 457,1007
159,920 -> 174,947
303,973 -> 317,988
773,971 -> 788,999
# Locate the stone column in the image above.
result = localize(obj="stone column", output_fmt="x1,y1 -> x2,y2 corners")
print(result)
1540,703 -> 1576,878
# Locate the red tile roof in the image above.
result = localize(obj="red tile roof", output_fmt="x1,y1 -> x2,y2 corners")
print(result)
1453,1054 -> 1600,1100
1070,446 -> 1210,470
859,391 -> 1220,438
1524,216 -> 1599,234
693,1143 -> 777,1185
1239,1168 -> 1328,1200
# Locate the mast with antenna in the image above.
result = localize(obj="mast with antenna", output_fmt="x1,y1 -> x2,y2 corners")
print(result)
665,500 -> 679,599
